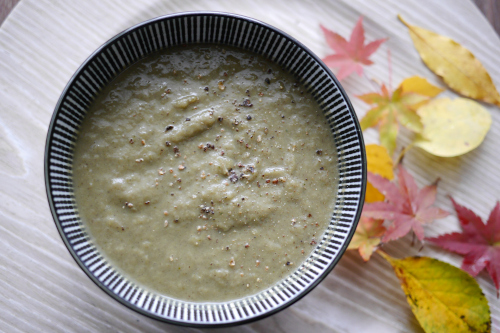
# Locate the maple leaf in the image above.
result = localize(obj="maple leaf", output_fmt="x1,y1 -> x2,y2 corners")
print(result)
362,165 -> 449,242
320,17 -> 386,81
358,76 -> 443,155
428,197 -> 500,295
348,216 -> 386,261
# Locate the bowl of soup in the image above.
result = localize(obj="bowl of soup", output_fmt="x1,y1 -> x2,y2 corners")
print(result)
45,12 -> 366,327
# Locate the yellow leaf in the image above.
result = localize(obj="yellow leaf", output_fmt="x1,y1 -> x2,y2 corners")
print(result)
365,144 -> 393,203
348,217 -> 385,261
366,183 -> 384,203
414,98 -> 491,157
400,76 -> 444,97
399,15 -> 500,107
366,145 -> 394,179
380,254 -> 491,333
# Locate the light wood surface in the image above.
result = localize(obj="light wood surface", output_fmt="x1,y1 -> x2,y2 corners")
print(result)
1,1 -> 499,332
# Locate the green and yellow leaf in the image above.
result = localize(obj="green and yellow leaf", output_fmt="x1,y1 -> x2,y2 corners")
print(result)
378,109 -> 399,156
381,254 -> 491,333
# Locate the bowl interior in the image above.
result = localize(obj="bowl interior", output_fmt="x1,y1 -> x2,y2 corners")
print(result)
45,12 -> 366,327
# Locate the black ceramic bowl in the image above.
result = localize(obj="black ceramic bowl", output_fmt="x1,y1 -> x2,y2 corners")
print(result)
45,12 -> 366,327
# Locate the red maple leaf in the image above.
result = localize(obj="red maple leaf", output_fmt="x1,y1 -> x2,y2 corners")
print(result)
362,165 -> 449,242
428,198 -> 500,295
320,17 -> 387,81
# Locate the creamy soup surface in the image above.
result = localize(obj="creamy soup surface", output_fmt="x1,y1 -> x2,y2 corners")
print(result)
73,44 -> 338,302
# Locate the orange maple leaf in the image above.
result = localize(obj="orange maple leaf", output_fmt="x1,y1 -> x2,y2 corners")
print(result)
348,216 -> 386,261
358,77 -> 443,155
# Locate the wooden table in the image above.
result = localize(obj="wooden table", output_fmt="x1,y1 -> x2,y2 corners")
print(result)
2,0 -> 500,33
1,0 -> 499,332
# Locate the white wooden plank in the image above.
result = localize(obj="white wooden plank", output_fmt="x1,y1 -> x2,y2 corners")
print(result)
0,0 -> 498,331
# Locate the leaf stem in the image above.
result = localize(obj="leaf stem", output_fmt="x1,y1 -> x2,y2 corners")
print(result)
388,48 -> 392,93
394,143 -> 414,166
376,248 -> 391,262
397,14 -> 410,28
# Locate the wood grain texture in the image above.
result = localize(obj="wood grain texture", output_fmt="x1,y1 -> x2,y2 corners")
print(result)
0,0 -> 499,332
2,0 -> 499,34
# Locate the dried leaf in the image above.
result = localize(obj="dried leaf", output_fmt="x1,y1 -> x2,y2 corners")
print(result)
381,253 -> 491,333
365,144 -> 394,203
428,198 -> 500,295
359,76 -> 442,155
348,217 -> 386,261
414,98 -> 492,157
400,76 -> 444,98
399,15 -> 500,107
363,165 -> 449,242
320,17 -> 386,81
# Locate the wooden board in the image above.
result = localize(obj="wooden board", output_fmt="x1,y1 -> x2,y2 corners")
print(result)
1,0 -> 499,331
